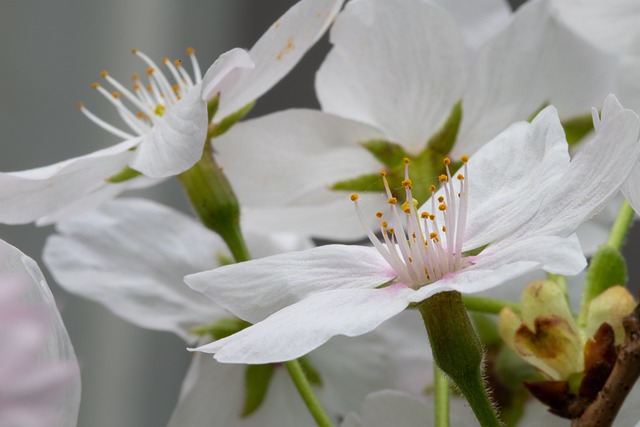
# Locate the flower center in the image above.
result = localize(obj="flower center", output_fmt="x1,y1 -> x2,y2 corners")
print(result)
76,48 -> 203,139
351,156 -> 470,288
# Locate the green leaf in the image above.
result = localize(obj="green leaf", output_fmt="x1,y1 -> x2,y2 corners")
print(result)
360,139 -> 409,168
426,100 -> 462,155
191,317 -> 251,340
105,166 -> 142,183
561,113 -> 593,145
578,245 -> 627,328
211,101 -> 256,138
330,173 -> 385,193
242,364 -> 276,417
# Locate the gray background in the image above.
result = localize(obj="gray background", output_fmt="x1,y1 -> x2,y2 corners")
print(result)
0,1 -> 638,426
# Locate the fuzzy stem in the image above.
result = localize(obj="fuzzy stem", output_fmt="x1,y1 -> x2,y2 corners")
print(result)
419,291 -> 501,427
607,199 -> 635,251
434,365 -> 450,427
285,360 -> 335,427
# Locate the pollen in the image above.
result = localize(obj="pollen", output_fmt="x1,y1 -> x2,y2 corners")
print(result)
401,179 -> 412,187
350,194 -> 359,201
442,226 -> 446,232
174,59 -> 182,66
380,170 -> 387,177
376,212 -> 383,218
461,155 -> 469,163
388,197 -> 397,205
162,57 -> 170,64
100,71 -> 108,78
112,92 -> 120,99
429,214 -> 435,220
131,48 -> 139,54
439,174 -> 448,183
76,102 -> 84,109
421,212 -> 429,219
438,196 -> 444,203
439,203 -> 447,211
429,185 -> 436,192
457,174 -> 464,180
381,221 -> 388,228
186,47 -> 196,55
404,157 -> 410,164
389,228 -> 395,234
146,67 -> 155,75
132,73 -> 140,81
429,232 -> 438,239
91,83 -> 100,89
443,157 -> 451,166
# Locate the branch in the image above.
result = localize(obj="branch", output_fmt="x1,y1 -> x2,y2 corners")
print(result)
572,304 -> 640,427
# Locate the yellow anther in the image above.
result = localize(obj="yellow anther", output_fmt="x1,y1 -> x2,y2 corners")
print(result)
112,92 -> 120,99
404,157 -> 410,164
461,155 -> 469,163
421,212 -> 429,219
186,47 -> 196,55
429,232 -> 438,239
133,84 -> 141,91
131,48 -> 139,55
457,174 -> 464,180
388,197 -> 397,205
154,104 -> 166,117
438,196 -> 444,203
350,194 -> 359,201
132,73 -> 140,81
172,84 -> 180,93
146,85 -> 153,92
174,59 -> 182,66
429,185 -> 436,192
375,212 -> 383,218
429,214 -> 435,220
412,232 -> 416,239
100,70 -> 108,78
76,102 -> 84,109
408,257 -> 413,263
381,221 -> 388,228
389,228 -> 395,234
439,174 -> 448,183
442,226 -> 447,232
162,57 -> 170,63
136,112 -> 145,119
403,207 -> 411,214
443,157 -> 451,166
147,67 -> 155,75
401,179 -> 412,187
439,203 -> 447,211
91,82 -> 100,89
380,170 -> 387,177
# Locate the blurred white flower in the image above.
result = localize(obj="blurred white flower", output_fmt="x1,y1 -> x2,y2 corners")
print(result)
0,240 -> 81,427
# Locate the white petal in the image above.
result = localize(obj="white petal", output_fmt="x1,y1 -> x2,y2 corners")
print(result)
185,245 -> 396,324
0,138 -> 139,225
408,233 -> 586,302
43,198 -> 226,340
201,48 -> 254,101
215,0 -> 344,119
130,84 -> 208,178
428,0 -> 511,49
192,285 -> 413,364
455,0 -> 616,156
517,95 -> 640,238
316,0 -> 469,152
623,162 -> 640,215
0,240 -> 81,427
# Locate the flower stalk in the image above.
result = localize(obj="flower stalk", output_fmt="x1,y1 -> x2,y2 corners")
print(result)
607,199 -> 635,251
434,365 -> 450,427
285,359 -> 335,427
419,291 -> 501,427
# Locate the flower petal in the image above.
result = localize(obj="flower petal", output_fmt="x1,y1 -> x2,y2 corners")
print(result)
316,0 -> 469,152
201,48 -> 254,101
215,0 -> 344,119
455,0 -> 616,156
192,285 -> 413,364
0,139 -> 139,225
185,244 -> 397,324
129,83 -> 208,178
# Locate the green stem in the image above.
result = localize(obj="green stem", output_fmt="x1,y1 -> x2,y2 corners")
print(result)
419,292 -> 501,427
462,295 -> 521,315
285,359 -> 335,427
434,365 -> 450,427
607,199 -> 635,251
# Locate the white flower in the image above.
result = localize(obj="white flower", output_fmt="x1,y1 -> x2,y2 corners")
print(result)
211,0 -> 617,240
43,198 -> 433,426
185,96 -> 640,364
0,240 -> 81,427
0,0 -> 344,225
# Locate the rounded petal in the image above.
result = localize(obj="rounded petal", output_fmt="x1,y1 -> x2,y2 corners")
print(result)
43,198 -> 227,340
215,0 -> 344,119
185,244 -> 397,324
130,84 -> 208,178
0,138 -> 139,225
0,240 -> 81,427
201,48 -> 254,101
316,0 -> 469,152
455,0 -> 617,156
192,284 -> 413,364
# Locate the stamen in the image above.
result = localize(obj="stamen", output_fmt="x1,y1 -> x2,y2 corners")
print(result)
187,47 -> 202,84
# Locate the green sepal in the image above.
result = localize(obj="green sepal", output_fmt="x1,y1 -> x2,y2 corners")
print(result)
242,364 -> 276,418
215,252 -> 235,267
527,102 -> 549,122
578,245 -> 627,327
360,139 -> 409,168
426,100 -> 462,155
330,173 -> 385,193
211,101 -> 256,138
463,244 -> 487,257
298,355 -> 323,387
105,166 -> 142,183
191,317 -> 251,340
207,93 -> 220,122
561,113 -> 593,146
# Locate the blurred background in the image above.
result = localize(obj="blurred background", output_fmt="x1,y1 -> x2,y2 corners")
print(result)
0,1 -> 637,426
